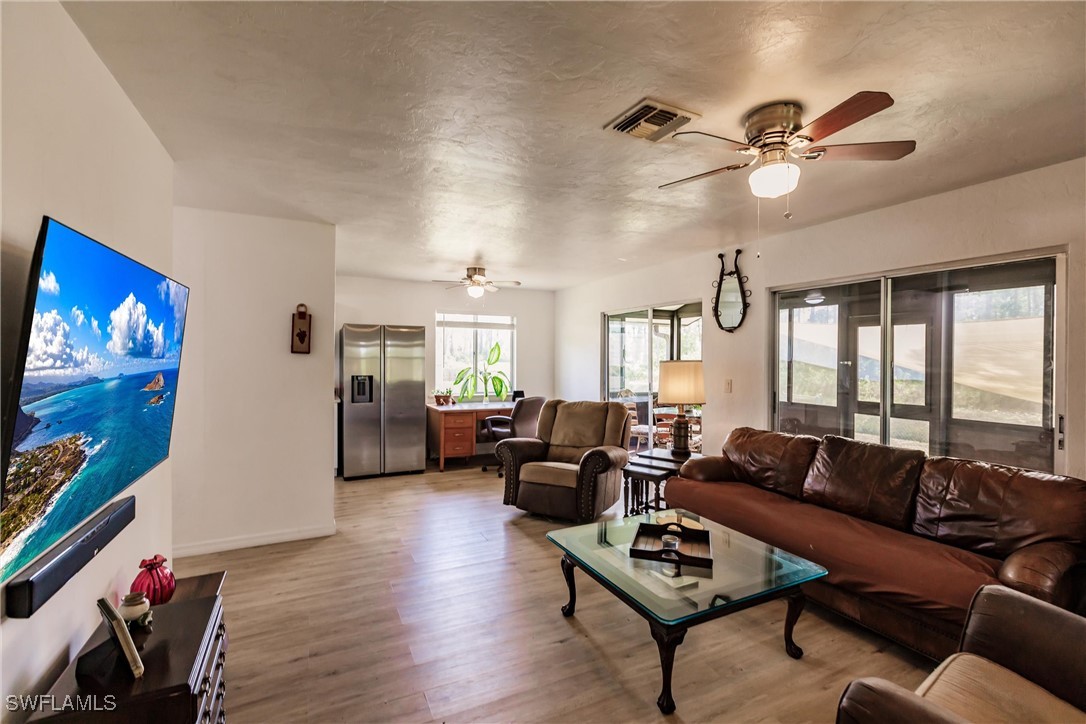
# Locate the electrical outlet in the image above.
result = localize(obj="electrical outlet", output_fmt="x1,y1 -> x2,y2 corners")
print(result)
724,379 -> 733,394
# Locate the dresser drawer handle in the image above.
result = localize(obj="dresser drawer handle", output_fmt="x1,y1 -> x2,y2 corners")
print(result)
199,675 -> 211,696
218,679 -> 227,695
218,707 -> 227,723
201,710 -> 211,723
217,621 -> 226,638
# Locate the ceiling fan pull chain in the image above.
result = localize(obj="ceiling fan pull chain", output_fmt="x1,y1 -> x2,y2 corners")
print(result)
756,196 -> 762,241
784,189 -> 793,220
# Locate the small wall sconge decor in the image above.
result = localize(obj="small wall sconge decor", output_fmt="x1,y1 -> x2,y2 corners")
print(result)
712,249 -> 751,333
291,304 -> 312,354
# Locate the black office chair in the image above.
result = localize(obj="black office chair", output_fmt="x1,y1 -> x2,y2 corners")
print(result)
481,396 -> 546,477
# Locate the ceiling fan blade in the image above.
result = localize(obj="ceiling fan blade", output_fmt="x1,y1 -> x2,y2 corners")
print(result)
672,131 -> 753,154
491,281 -> 522,287
800,140 -> 916,162
484,284 -> 498,293
659,159 -> 756,190
445,284 -> 464,290
790,91 -> 895,146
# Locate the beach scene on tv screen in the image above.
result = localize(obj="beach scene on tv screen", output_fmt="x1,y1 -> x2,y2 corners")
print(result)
1,221 -> 189,583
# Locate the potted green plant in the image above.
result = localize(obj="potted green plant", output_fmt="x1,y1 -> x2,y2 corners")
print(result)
454,342 -> 511,402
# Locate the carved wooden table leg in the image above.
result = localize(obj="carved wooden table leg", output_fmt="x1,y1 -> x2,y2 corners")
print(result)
561,555 -> 577,617
623,476 -> 630,517
784,591 -> 806,659
649,621 -> 688,714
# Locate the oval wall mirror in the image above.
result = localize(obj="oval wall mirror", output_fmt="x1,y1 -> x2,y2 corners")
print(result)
712,249 -> 751,333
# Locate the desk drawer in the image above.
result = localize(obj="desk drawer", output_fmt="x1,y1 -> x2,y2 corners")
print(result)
446,428 -> 472,443
445,441 -> 472,455
476,409 -> 512,423
444,413 -> 475,429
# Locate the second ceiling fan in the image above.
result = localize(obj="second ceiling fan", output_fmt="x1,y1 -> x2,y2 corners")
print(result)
432,266 -> 522,298
660,91 -> 916,198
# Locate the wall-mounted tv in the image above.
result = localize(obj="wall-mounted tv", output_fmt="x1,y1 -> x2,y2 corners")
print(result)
1,217 -> 189,585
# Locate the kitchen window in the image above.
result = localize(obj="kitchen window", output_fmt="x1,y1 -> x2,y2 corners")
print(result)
435,313 -> 516,396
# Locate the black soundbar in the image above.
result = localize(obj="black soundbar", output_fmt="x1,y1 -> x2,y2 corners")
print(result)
5,496 -> 136,618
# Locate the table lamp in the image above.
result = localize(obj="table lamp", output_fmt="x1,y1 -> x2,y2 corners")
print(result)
657,360 -> 705,453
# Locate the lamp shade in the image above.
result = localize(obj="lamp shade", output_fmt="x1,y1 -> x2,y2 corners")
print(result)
657,360 -> 705,405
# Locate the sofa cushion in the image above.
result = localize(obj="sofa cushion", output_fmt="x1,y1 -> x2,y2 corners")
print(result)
914,457 -> 1086,559
917,653 -> 1083,724
666,478 -> 1000,625
722,427 -> 821,498
520,461 -> 579,488
802,435 -> 925,530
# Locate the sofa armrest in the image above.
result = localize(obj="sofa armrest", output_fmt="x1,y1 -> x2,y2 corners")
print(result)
961,584 -> 1086,710
836,678 -> 967,724
998,541 -> 1086,609
496,438 -> 548,506
678,455 -> 741,482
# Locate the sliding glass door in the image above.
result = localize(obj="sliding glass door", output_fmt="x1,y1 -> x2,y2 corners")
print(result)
777,281 -> 881,438
605,301 -> 703,402
607,310 -> 650,398
774,258 -> 1057,471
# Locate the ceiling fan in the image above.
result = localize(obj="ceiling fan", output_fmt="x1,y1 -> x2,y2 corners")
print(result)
660,91 -> 916,199
432,266 -> 522,298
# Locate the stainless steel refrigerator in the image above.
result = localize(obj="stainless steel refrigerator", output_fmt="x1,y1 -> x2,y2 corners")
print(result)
338,324 -> 426,478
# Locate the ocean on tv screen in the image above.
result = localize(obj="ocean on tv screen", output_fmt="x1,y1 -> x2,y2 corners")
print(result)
1,220 -> 189,583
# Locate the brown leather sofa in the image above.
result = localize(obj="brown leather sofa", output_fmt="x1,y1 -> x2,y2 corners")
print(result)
666,427 -> 1086,659
838,585 -> 1086,723
496,400 -> 630,522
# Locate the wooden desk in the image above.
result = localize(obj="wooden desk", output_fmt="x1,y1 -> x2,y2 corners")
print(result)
426,401 -> 514,471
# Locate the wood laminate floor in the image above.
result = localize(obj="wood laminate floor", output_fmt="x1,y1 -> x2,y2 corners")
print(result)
176,465 -> 932,723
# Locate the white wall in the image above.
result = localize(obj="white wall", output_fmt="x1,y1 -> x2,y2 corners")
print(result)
0,3 -> 174,716
171,207 -> 336,556
336,275 -> 556,400
556,159 -> 1086,479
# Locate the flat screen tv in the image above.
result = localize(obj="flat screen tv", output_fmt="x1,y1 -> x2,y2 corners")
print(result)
1,217 -> 189,585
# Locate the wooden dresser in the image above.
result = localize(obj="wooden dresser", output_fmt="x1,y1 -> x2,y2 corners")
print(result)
426,401 -> 513,471
31,572 -> 228,723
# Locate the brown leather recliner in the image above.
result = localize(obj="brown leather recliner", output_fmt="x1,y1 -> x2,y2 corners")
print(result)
496,399 -> 630,522
837,584 -> 1086,723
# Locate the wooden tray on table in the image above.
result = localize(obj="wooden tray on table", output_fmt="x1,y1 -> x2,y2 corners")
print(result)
629,521 -> 713,569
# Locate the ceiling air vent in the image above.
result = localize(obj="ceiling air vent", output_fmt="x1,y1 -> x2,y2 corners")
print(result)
606,98 -> 700,142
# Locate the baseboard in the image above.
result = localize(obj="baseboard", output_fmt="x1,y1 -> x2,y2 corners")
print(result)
173,520 -> 337,558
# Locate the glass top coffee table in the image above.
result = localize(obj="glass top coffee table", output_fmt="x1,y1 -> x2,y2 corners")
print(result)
547,509 -> 827,714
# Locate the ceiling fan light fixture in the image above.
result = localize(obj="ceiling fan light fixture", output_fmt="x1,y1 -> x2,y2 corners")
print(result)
805,290 -> 825,305
467,285 -> 486,299
748,149 -> 801,199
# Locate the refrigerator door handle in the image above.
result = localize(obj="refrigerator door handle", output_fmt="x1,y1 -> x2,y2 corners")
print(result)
351,374 -> 374,403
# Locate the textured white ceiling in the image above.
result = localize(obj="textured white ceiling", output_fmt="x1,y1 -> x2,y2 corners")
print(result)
65,2 -> 1085,289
